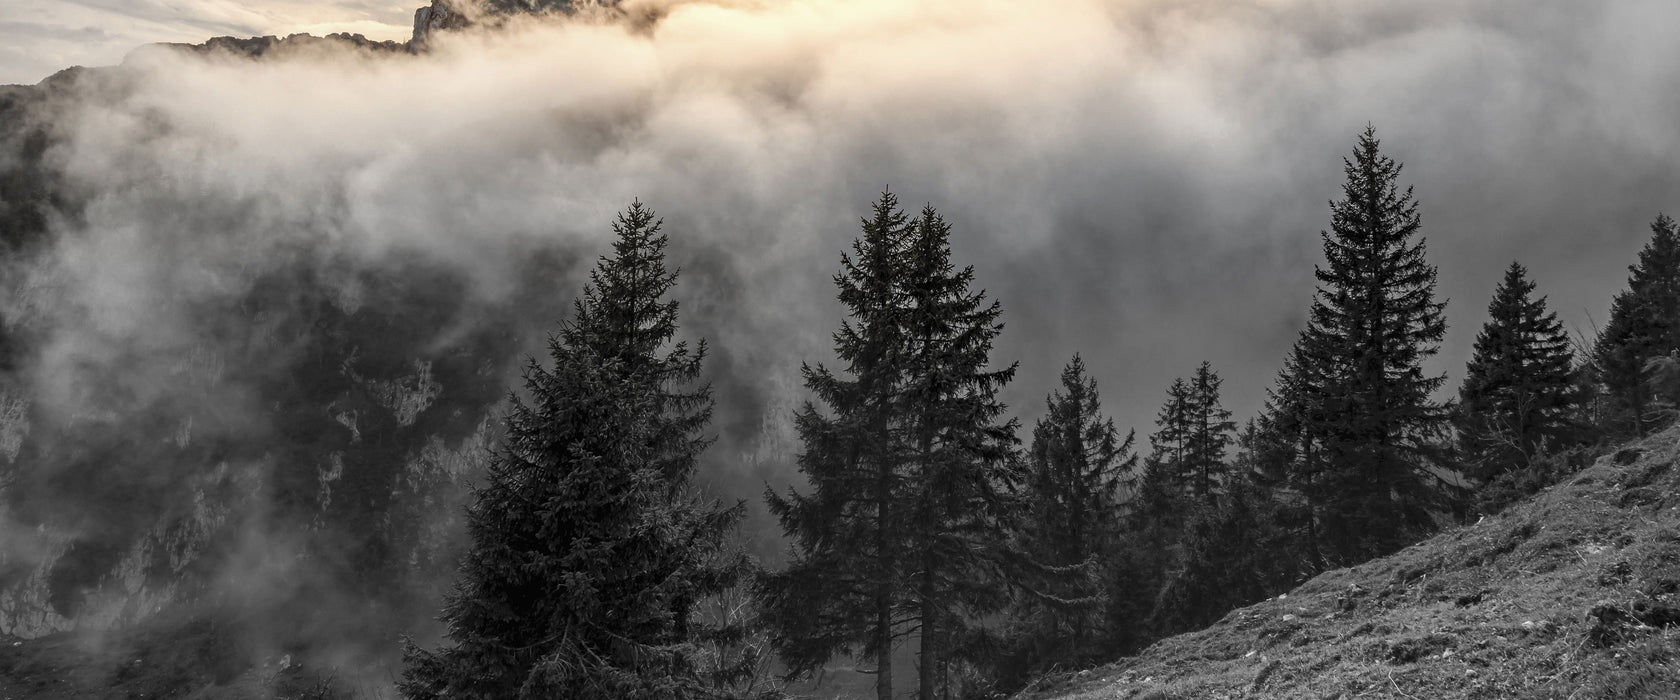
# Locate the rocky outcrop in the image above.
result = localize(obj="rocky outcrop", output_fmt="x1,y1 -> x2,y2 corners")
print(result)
160,32 -> 410,60
411,0 -> 620,47
412,0 -> 472,48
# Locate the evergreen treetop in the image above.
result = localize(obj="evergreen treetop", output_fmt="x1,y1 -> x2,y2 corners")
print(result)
1146,377 -> 1192,484
999,354 -> 1133,683
761,191 -> 913,700
1457,261 -> 1581,478
1019,355 -> 1133,567
1284,125 -> 1449,563
400,201 -> 748,700
762,191 -> 1018,700
1184,362 -> 1235,504
1593,213 -> 1680,435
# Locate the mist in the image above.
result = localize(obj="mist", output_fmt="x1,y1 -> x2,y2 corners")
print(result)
1,0 -> 1679,684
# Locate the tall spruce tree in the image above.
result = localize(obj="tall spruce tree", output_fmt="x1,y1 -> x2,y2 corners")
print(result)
1184,362 -> 1236,505
1002,355 -> 1134,682
1143,376 -> 1192,501
900,204 -> 1019,700
762,192 -> 911,700
1142,366 -> 1232,510
1593,213 -> 1680,436
762,193 -> 1018,700
1456,261 -> 1582,479
1283,126 -> 1449,564
400,202 -> 748,700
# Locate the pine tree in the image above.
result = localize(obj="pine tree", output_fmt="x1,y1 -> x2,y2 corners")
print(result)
1593,213 -> 1680,436
1104,377 -> 1196,655
762,193 -> 1018,700
1001,355 -> 1133,683
1285,126 -> 1449,564
1183,362 -> 1236,505
570,201 -> 716,481
1143,377 -> 1192,501
762,191 -> 913,700
899,204 -> 1019,700
400,202 -> 748,700
1457,261 -> 1582,479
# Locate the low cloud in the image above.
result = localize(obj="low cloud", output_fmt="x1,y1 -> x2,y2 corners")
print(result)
22,0 -> 1680,496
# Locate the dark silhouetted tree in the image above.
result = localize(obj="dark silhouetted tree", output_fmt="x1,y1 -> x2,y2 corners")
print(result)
1282,126 -> 1449,564
999,355 -> 1133,685
762,191 -> 913,700
899,204 -> 1019,700
762,193 -> 1018,700
1456,261 -> 1583,480
400,202 -> 749,700
1593,213 -> 1680,436
1184,362 -> 1236,505
1143,377 -> 1192,506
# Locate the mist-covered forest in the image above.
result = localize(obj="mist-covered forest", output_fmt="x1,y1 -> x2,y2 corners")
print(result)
0,1 -> 1678,698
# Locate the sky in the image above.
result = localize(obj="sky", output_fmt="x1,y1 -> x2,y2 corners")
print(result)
0,0 -> 414,85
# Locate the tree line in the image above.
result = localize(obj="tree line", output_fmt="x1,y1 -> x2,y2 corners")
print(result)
397,126 -> 1680,699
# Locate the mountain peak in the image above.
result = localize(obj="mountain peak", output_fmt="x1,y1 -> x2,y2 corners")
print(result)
412,0 -> 618,46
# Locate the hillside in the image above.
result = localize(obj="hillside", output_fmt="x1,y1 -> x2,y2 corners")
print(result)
1023,430 -> 1680,700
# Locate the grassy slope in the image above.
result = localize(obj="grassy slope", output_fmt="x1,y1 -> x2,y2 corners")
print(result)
1026,428 -> 1680,700
7,425 -> 1680,699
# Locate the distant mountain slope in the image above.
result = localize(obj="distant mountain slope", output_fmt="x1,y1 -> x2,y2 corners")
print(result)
1024,429 -> 1680,700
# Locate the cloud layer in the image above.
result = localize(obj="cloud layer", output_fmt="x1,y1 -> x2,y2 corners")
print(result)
23,0 -> 1680,468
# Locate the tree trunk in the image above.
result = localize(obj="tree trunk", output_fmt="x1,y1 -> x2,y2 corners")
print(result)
919,587 -> 937,700
877,472 -> 895,700
877,589 -> 894,700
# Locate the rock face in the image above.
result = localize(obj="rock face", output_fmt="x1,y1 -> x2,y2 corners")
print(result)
411,0 -> 618,46
412,0 -> 472,47
188,33 -> 409,57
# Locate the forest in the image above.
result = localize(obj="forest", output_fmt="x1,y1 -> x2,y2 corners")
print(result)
393,125 -> 1677,699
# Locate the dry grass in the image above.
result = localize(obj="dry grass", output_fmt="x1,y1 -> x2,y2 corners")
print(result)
1024,428 -> 1680,700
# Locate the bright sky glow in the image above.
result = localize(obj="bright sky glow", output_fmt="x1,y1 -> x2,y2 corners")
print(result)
0,0 -> 414,84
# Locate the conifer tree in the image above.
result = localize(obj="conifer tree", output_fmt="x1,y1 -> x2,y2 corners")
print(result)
1109,378 -> 1198,648
1002,355 -> 1133,681
762,192 -> 914,700
1593,213 -> 1680,436
1183,362 -> 1236,505
400,202 -> 748,700
1284,126 -> 1449,563
1143,377 -> 1192,501
762,193 -> 1018,700
899,205 -> 1019,700
1457,261 -> 1582,479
